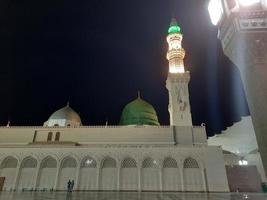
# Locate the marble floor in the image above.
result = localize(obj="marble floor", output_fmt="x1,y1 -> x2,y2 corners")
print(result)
0,192 -> 267,200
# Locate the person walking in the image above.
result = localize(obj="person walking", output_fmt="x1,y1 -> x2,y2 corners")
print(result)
67,180 -> 71,192
70,180 -> 75,192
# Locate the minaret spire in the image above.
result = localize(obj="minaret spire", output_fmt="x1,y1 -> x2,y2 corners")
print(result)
166,18 -> 192,126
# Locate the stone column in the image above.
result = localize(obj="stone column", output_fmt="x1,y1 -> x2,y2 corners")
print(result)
180,168 -> 184,191
96,167 -> 100,190
33,162 -> 41,190
117,167 -> 120,191
53,167 -> 60,190
74,165 -> 80,190
13,164 -> 21,191
138,167 -> 141,191
159,168 -> 163,191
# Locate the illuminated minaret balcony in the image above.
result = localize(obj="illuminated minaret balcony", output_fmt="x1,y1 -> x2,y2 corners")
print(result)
166,18 -> 185,74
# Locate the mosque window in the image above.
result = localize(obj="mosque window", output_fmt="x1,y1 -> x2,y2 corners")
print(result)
183,157 -> 199,168
163,157 -> 178,168
55,132 -> 60,141
102,157 -> 116,168
81,157 -> 97,168
47,132 -> 53,142
142,158 -> 157,168
121,158 -> 137,168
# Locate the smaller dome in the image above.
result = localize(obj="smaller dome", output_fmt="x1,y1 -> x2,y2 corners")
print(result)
120,97 -> 160,126
45,104 -> 81,127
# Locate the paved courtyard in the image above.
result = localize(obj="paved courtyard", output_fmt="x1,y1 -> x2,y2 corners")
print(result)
0,192 -> 267,200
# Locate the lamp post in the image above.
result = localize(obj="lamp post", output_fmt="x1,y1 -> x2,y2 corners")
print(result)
207,0 -> 267,178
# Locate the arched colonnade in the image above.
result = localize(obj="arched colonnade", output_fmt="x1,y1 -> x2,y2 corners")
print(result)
0,155 -> 207,191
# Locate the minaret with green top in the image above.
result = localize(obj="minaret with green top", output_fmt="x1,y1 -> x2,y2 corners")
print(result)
166,18 -> 192,126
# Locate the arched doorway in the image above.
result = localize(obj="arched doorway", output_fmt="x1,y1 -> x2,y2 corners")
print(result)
183,157 -> 204,191
57,157 -> 77,190
141,157 -> 159,191
0,156 -> 18,191
17,157 -> 37,190
162,157 -> 181,191
37,157 -> 57,190
120,157 -> 138,191
78,156 -> 97,190
100,157 -> 117,190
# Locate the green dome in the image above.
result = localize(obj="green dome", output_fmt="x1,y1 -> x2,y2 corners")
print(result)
120,97 -> 160,126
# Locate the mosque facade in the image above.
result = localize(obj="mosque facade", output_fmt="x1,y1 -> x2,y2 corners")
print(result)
0,19 -> 229,192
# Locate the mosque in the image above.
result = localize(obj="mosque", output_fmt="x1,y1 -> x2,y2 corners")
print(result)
0,19 -> 230,192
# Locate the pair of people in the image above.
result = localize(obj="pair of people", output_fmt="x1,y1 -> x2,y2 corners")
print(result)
67,180 -> 74,192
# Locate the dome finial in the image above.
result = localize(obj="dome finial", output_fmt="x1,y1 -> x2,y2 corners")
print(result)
138,91 -> 141,99
170,17 -> 177,26
168,17 -> 181,34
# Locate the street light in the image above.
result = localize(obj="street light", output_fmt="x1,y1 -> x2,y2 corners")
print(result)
207,0 -> 267,179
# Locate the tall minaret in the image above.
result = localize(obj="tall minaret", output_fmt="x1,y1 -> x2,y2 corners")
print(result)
166,18 -> 192,126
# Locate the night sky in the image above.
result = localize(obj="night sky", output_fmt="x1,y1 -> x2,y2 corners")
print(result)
0,0 -> 249,136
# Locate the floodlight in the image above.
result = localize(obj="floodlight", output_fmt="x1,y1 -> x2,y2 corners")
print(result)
238,160 -> 248,165
208,0 -> 224,25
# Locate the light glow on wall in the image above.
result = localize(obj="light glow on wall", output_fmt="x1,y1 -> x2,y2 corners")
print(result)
238,0 -> 260,6
86,159 -> 93,165
208,0 -> 224,25
169,66 -> 185,73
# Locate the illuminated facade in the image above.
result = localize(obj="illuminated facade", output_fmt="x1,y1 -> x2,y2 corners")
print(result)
0,19 -> 229,192
208,0 -> 267,178
166,18 -> 192,126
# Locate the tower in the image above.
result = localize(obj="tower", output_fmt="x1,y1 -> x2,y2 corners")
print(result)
208,0 -> 267,177
166,18 -> 192,126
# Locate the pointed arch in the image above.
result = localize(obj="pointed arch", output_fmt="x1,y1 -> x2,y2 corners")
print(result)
57,156 -> 77,190
141,157 -> 159,191
163,157 -> 178,168
17,156 -> 38,190
0,156 -> 18,169
81,156 -> 97,168
0,156 -> 18,191
162,157 -> 181,191
142,157 -> 157,168
36,156 -> 57,190
120,157 -> 138,190
121,157 -> 137,168
100,157 -> 117,190
183,157 -> 204,191
183,157 -> 199,168
78,156 -> 97,190
101,157 -> 116,168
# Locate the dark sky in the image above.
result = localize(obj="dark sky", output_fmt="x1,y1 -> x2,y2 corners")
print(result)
0,0 -> 249,136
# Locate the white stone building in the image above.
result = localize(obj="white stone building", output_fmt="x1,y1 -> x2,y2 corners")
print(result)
0,19 -> 229,192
